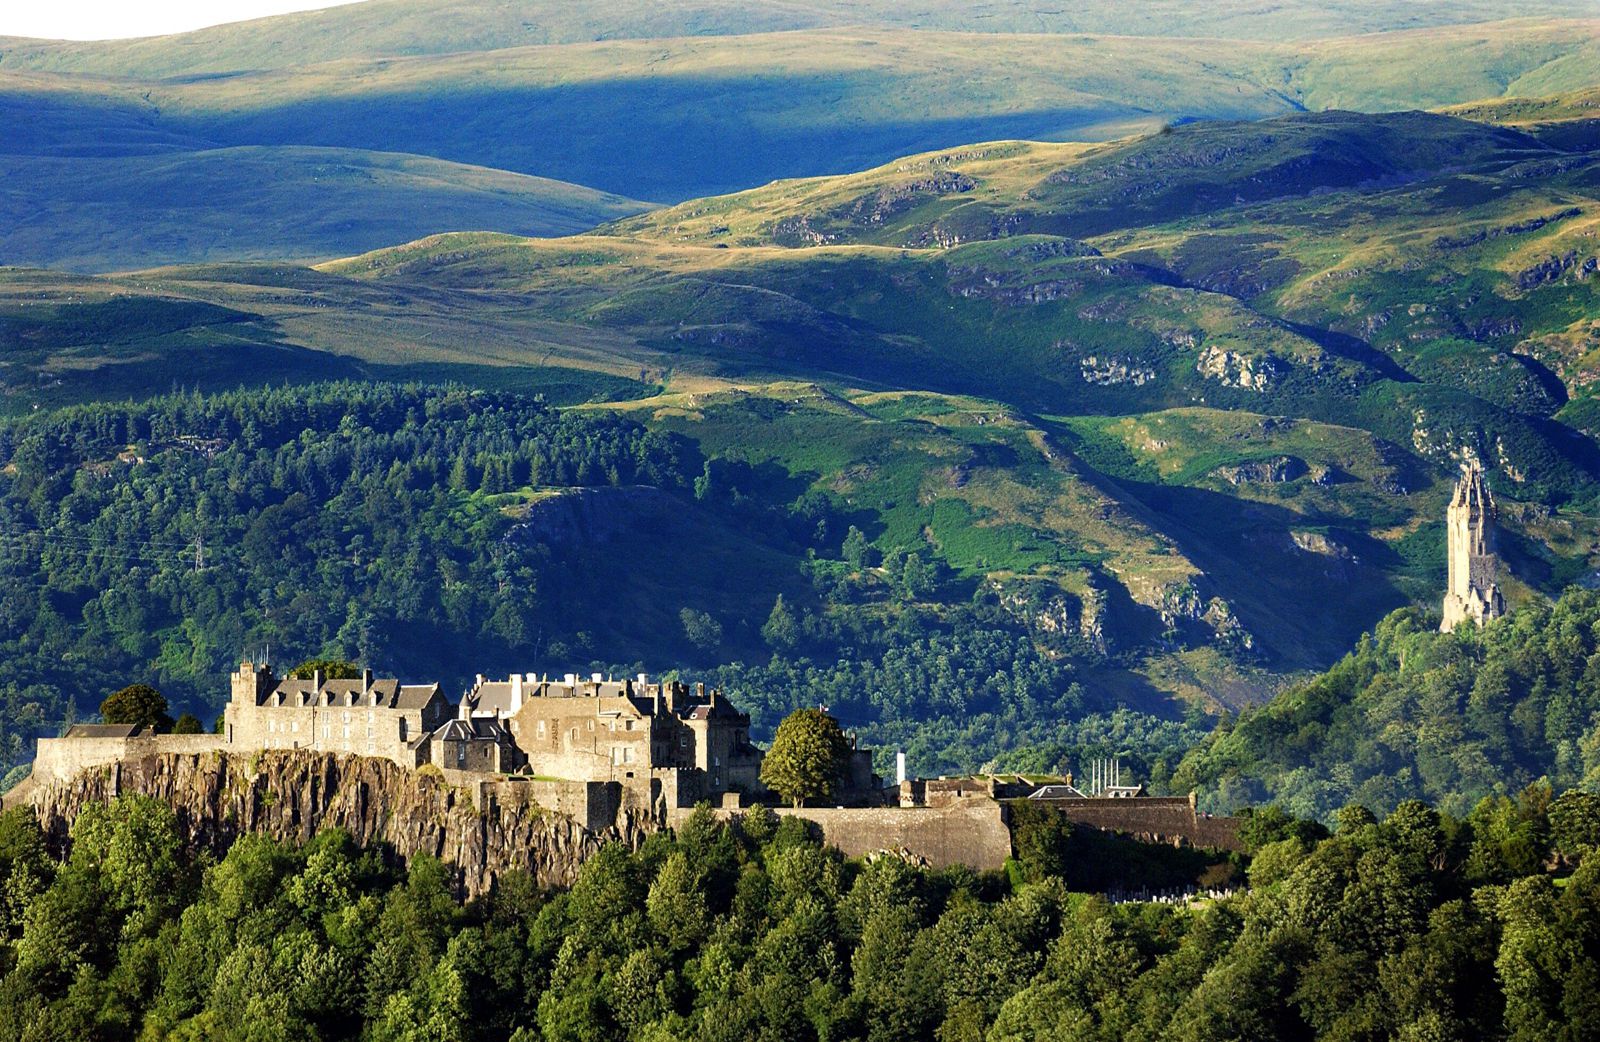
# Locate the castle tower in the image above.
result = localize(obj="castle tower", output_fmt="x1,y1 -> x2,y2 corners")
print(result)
1440,463 -> 1506,632
230,659 -> 276,706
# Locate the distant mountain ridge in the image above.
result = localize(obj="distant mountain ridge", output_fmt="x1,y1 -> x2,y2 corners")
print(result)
3,14 -> 1600,269
1,0 -> 1595,77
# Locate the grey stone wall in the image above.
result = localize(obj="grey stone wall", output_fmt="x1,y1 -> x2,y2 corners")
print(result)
1033,796 -> 1242,851
32,734 -> 226,785
681,801 -> 1014,871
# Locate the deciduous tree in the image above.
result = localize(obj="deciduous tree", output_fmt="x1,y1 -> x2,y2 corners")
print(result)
760,709 -> 851,807
99,684 -> 172,730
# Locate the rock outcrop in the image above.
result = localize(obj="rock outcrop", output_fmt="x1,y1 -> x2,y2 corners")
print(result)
27,750 -> 657,898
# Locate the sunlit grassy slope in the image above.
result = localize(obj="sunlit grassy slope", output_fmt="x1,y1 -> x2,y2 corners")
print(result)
5,13 -> 1599,271
2,0 -> 1594,78
3,95 -> 1597,704
6,20 -> 1600,206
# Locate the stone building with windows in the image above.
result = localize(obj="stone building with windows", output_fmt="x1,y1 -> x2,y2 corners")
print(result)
39,661 -> 877,811
223,661 -> 452,767
461,672 -> 764,800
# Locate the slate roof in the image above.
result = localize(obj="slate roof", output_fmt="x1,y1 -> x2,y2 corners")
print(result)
432,718 -> 510,742
1027,784 -> 1088,800
64,723 -> 145,739
266,678 -> 440,711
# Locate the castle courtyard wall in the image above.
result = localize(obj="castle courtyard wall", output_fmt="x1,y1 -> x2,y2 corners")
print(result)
33,733 -> 226,785
1031,796 -> 1243,851
681,801 -> 1014,872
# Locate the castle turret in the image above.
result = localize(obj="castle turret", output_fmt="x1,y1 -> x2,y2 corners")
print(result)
230,660 -> 276,706
1441,463 -> 1506,632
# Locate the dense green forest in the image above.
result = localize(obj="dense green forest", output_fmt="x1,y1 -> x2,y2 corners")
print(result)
0,790 -> 1597,1041
0,382 -> 1190,785
1174,587 -> 1600,819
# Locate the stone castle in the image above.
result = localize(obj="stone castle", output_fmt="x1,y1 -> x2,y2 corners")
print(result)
1440,463 -> 1506,633
20,661 -> 1241,886
221,662 -> 792,807
41,661 -> 873,814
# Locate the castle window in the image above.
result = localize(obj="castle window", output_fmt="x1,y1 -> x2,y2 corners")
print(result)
624,720 -> 634,731
537,721 -> 546,739
399,719 -> 408,741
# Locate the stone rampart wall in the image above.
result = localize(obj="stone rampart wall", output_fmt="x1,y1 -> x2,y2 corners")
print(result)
1033,797 -> 1242,851
32,734 -> 226,785
683,801 -> 1013,871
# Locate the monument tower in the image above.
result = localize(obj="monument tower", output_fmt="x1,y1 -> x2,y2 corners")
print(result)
1440,463 -> 1505,632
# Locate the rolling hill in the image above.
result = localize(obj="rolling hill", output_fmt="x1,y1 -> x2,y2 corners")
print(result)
0,146 -> 648,272
0,17 -> 1597,238
1,0 -> 1596,77
3,98 -> 1596,709
4,3 -> 1600,271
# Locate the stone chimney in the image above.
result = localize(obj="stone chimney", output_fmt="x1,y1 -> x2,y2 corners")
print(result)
312,667 -> 324,692
362,668 -> 373,696
510,673 -> 524,713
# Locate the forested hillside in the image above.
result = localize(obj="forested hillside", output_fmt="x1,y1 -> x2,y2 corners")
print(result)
0,382 -> 1197,785
1175,587 -> 1600,819
0,790 -> 1597,1040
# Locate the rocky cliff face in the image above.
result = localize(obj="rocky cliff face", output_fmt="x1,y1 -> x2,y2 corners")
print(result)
27,750 -> 657,898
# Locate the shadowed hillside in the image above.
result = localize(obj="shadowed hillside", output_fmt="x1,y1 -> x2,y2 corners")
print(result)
0,146 -> 648,272
3,19 -> 1600,208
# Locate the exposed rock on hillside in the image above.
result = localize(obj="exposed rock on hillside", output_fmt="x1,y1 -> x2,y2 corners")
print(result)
1081,355 -> 1158,386
1212,455 -> 1308,484
27,751 -> 654,897
1196,346 -> 1287,391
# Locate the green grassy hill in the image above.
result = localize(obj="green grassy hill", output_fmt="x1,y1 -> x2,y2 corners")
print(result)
2,0 -> 1594,78
5,12 -> 1599,271
6,19 -> 1600,206
0,146 -> 648,272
